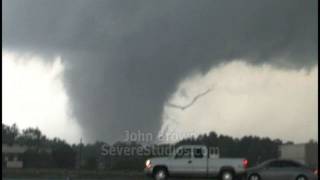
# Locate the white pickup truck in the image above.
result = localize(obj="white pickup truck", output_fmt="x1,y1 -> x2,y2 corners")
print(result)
144,145 -> 248,180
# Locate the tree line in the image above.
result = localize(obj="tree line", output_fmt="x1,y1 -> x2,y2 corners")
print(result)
2,123 -> 299,170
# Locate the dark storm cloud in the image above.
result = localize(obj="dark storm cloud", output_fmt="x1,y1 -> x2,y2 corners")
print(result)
3,0 -> 318,142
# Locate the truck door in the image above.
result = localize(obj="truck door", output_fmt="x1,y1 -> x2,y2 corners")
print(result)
190,147 -> 208,177
169,147 -> 193,176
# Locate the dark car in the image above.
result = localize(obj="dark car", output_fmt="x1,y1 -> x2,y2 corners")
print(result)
246,159 -> 318,180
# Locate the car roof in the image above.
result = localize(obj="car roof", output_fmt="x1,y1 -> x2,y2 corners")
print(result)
259,159 -> 305,166
271,159 -> 303,163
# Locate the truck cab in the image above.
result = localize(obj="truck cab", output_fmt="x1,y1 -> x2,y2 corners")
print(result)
145,145 -> 248,180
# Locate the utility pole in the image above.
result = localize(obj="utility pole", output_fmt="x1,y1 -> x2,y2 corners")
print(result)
76,137 -> 83,170
79,137 -> 82,169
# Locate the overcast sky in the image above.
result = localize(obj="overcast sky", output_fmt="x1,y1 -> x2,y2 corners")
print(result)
2,0 -> 318,143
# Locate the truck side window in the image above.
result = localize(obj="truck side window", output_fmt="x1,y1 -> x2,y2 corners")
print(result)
175,148 -> 191,159
194,148 -> 204,158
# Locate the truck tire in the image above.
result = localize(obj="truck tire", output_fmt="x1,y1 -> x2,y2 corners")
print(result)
296,175 -> 308,180
221,170 -> 235,180
153,167 -> 168,180
248,174 -> 261,180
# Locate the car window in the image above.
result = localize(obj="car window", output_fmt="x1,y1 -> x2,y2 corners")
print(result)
193,148 -> 204,158
267,161 -> 283,168
281,161 -> 302,168
175,148 -> 192,159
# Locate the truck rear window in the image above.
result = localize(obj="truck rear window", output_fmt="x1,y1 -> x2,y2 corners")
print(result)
194,148 -> 204,158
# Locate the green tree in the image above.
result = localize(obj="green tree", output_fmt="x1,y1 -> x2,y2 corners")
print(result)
16,127 -> 48,152
2,123 -> 19,145
51,138 -> 76,169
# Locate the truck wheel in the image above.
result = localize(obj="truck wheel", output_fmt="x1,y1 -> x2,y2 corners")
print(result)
221,170 -> 234,180
153,168 -> 168,180
248,174 -> 261,180
296,175 -> 308,180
